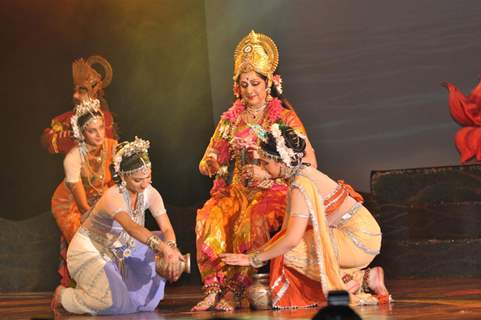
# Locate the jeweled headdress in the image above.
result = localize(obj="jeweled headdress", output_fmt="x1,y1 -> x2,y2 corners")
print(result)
233,30 -> 279,87
113,137 -> 151,175
70,98 -> 103,141
72,55 -> 112,93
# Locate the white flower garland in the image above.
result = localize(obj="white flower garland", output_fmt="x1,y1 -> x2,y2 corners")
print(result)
271,123 -> 304,168
271,123 -> 295,167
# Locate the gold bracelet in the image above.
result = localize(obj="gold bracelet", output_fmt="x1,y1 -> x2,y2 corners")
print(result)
166,240 -> 177,249
248,252 -> 264,268
146,235 -> 162,251
257,179 -> 274,189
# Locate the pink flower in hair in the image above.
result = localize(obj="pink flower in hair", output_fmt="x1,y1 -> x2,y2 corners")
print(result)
233,82 -> 240,98
272,74 -> 283,95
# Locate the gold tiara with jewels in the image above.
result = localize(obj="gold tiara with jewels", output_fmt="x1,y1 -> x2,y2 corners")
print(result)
233,30 -> 279,84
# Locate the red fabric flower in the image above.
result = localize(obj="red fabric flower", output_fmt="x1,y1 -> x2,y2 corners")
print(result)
444,77 -> 481,163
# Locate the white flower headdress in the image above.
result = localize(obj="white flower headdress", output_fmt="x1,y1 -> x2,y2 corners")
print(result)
70,98 -> 103,141
113,136 -> 151,175
270,123 -> 304,168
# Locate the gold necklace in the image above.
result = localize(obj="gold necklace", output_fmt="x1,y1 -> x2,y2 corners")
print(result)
246,103 -> 267,120
243,104 -> 267,125
84,142 -> 106,200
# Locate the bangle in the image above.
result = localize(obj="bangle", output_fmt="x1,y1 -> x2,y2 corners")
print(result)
146,235 -> 162,251
248,252 -> 264,268
257,179 -> 274,189
166,240 -> 177,249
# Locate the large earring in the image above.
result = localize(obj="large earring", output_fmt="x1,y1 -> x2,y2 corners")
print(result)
79,141 -> 88,158
119,179 -> 127,193
266,88 -> 273,102
279,164 -> 286,178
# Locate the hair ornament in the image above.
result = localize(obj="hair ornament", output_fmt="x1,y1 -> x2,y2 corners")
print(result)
270,123 -> 304,168
70,98 -> 103,141
113,137 -> 151,175
272,74 -> 283,95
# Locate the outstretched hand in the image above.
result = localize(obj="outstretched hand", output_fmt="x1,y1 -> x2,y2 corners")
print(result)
220,253 -> 250,266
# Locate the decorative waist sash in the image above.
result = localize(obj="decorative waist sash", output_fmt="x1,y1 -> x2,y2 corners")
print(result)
324,180 -> 364,215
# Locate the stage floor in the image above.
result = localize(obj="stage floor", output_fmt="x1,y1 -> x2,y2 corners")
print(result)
2,278 -> 481,320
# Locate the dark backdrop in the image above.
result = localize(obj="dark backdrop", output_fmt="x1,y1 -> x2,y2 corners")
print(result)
1,0 -> 213,219
205,0 -> 481,191
0,0 -> 213,290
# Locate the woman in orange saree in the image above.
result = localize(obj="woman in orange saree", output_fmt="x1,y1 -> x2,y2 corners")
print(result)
193,31 -> 317,311
222,124 -> 390,309
51,98 -> 117,286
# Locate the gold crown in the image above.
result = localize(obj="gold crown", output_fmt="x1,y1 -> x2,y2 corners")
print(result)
72,55 -> 112,89
233,30 -> 279,83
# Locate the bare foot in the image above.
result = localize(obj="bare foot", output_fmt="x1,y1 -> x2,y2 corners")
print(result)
215,290 -> 238,311
191,292 -> 218,312
50,285 -> 65,312
345,279 -> 361,294
368,267 -> 390,304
